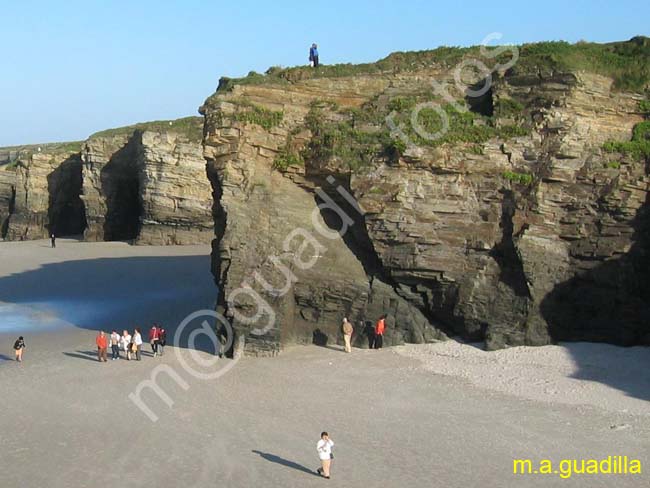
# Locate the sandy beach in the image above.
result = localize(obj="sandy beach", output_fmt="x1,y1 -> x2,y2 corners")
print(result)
1,240 -> 649,487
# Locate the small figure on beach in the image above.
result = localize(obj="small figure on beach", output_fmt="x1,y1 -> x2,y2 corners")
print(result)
133,328 -> 143,361
13,336 -> 25,362
149,324 -> 159,357
121,330 -> 132,360
110,330 -> 120,360
96,331 -> 108,362
364,320 -> 376,349
342,317 -> 353,353
374,315 -> 386,349
316,431 -> 334,479
158,325 -> 166,356
50,234 -> 56,248
309,43 -> 319,67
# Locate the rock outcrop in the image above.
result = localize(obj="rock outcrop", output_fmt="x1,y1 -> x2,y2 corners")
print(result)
201,40 -> 650,355
81,119 -> 213,244
0,117 -> 213,245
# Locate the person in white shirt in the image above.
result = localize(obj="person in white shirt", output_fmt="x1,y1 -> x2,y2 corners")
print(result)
316,431 -> 334,479
133,328 -> 143,361
121,330 -> 132,360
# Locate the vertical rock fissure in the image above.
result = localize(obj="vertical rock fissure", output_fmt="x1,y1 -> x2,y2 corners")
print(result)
1,185 -> 15,238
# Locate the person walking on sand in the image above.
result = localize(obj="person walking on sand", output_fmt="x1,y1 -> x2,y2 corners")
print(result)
96,331 -> 108,362
133,328 -> 143,361
316,431 -> 334,479
158,325 -> 166,356
110,330 -> 120,360
309,43 -> 319,67
374,314 -> 386,349
149,324 -> 159,357
121,330 -> 132,360
50,233 -> 56,248
342,317 -> 353,353
13,336 -> 25,362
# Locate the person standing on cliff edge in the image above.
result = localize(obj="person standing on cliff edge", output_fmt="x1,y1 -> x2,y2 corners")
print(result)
309,43 -> 319,67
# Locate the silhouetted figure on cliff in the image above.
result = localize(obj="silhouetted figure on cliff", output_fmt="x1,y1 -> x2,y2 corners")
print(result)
309,43 -> 319,67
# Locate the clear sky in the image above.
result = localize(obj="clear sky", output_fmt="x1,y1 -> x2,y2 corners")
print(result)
1,0 -> 647,146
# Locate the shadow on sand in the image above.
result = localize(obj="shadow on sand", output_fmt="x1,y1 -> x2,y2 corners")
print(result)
252,450 -> 318,477
0,254 -> 219,354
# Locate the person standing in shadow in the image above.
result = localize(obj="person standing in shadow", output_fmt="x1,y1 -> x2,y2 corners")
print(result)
364,320 -> 376,349
50,233 -> 56,248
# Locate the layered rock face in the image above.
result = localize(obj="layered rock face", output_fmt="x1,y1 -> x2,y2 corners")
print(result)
5,150 -> 85,240
81,125 -> 213,244
201,62 -> 649,355
0,117 -> 213,245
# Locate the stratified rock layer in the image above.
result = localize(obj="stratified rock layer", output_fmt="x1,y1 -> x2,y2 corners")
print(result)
201,65 -> 649,355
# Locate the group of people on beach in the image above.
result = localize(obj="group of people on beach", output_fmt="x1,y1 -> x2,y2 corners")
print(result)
341,314 -> 386,353
95,324 -> 166,362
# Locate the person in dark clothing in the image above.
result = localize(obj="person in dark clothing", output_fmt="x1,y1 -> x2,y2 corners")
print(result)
158,325 -> 167,356
309,43 -> 319,67
51,234 -> 56,248
363,320 -> 376,349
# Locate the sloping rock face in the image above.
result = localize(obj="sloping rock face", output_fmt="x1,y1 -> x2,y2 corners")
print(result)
201,65 -> 649,355
81,127 -> 213,244
6,150 -> 85,240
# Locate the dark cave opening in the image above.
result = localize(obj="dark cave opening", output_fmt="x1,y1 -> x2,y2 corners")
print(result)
101,139 -> 142,242
465,80 -> 494,117
1,185 -> 15,239
47,155 -> 87,237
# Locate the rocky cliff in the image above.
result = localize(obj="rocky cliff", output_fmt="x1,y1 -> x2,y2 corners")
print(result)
201,38 -> 650,355
0,117 -> 213,245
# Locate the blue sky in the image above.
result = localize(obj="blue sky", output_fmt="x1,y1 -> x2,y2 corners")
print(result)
1,0 -> 647,146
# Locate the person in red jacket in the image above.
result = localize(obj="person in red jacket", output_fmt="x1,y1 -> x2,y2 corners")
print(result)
374,315 -> 386,349
96,331 -> 108,362
149,324 -> 160,357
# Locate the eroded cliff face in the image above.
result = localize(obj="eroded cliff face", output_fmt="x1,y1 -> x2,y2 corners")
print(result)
201,63 -> 649,355
0,118 -> 213,245
4,150 -> 85,240
81,125 -> 213,244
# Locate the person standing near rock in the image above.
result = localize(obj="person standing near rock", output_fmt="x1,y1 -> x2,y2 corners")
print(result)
13,336 -> 25,362
50,233 -> 56,248
364,320 -> 376,349
374,315 -> 386,349
309,43 -> 319,67
121,329 -> 132,360
110,330 -> 120,360
133,328 -> 143,361
316,431 -> 334,479
96,331 -> 108,362
342,317 -> 353,353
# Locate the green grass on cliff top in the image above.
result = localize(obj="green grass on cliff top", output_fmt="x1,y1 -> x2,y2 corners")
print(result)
89,116 -> 203,142
215,36 -> 650,95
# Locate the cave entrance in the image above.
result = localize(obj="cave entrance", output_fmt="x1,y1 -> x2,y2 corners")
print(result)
47,155 -> 87,237
101,139 -> 142,242
466,80 -> 494,117
1,185 -> 15,239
